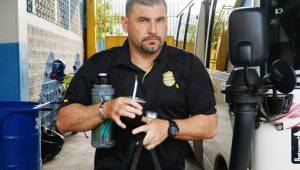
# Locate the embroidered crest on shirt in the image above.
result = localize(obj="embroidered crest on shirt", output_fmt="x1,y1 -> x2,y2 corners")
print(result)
163,71 -> 175,87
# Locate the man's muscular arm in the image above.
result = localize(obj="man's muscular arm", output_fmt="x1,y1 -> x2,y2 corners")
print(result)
56,103 -> 102,133
56,97 -> 143,133
132,113 -> 217,150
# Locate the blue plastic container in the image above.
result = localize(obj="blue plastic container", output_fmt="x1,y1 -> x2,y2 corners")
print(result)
0,101 -> 42,170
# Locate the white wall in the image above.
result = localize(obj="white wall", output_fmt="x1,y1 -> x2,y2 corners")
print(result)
0,0 -> 19,43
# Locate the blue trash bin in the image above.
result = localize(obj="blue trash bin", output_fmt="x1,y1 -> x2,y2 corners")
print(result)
0,101 -> 42,170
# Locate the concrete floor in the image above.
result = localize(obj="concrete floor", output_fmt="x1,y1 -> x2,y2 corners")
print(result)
42,132 -> 94,170
42,132 -> 202,170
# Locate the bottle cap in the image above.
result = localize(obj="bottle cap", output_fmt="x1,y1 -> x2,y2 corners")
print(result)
98,73 -> 108,77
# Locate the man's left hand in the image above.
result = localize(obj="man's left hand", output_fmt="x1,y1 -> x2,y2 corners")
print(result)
132,117 -> 169,150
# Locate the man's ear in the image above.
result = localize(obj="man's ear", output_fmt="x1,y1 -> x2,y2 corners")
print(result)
121,16 -> 128,33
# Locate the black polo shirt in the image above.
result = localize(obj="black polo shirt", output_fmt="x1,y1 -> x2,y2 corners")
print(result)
63,40 -> 216,170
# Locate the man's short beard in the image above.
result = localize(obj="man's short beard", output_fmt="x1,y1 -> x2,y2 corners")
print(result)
141,44 -> 162,54
140,35 -> 163,54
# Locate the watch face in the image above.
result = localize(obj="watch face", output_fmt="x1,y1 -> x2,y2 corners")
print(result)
168,120 -> 179,138
169,123 -> 179,138
170,126 -> 178,135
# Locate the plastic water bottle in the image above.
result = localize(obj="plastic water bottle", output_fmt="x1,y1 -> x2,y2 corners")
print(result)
91,73 -> 115,148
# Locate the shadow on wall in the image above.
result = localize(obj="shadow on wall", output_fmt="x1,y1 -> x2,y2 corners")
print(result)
74,53 -> 81,73
38,52 -> 82,130
39,52 -> 64,130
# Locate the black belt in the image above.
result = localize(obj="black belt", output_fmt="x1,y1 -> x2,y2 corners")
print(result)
122,134 -> 162,170
130,141 -> 161,170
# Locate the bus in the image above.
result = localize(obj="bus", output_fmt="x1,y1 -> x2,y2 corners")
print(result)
175,0 -> 300,169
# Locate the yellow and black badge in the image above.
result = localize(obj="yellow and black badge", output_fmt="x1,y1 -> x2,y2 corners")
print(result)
163,71 -> 175,87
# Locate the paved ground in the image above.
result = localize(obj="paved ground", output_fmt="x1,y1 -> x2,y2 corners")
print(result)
42,132 -> 202,170
42,132 -> 94,170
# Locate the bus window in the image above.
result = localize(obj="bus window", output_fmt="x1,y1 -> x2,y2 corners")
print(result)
176,10 -> 188,50
182,4 -> 194,50
185,1 -> 202,53
175,1 -> 196,51
262,0 -> 300,72
194,0 -> 211,62
175,0 -> 211,62
175,13 -> 183,47
206,0 -> 245,72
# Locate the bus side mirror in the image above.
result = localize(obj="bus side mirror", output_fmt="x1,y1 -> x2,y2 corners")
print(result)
229,8 -> 268,67
264,59 -> 296,94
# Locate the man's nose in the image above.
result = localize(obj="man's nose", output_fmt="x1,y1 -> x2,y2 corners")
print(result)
148,21 -> 157,35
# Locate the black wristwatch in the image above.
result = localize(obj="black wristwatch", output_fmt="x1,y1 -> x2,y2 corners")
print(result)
167,119 -> 179,138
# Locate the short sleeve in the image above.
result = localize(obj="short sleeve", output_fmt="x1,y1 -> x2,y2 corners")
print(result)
62,60 -> 96,106
186,55 -> 216,115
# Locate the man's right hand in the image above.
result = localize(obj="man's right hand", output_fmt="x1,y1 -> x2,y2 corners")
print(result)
102,97 -> 143,129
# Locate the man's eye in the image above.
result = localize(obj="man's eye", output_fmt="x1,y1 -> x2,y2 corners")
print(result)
139,19 -> 147,23
157,18 -> 165,22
